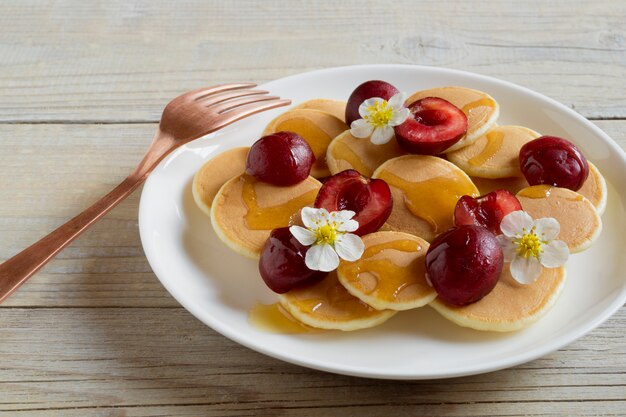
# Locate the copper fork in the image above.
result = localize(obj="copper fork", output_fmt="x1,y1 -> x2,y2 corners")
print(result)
0,83 -> 290,302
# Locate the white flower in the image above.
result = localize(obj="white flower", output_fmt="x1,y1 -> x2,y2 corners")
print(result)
350,92 -> 410,145
289,207 -> 365,272
496,210 -> 569,284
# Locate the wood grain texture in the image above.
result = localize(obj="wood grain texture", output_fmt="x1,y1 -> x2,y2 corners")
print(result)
0,1 -> 625,123
1,1 -> 625,416
0,308 -> 624,416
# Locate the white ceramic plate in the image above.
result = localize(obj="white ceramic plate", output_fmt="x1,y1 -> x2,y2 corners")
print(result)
139,65 -> 626,379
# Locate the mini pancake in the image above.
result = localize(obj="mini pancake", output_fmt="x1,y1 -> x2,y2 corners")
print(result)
516,185 -> 602,253
577,162 -> 607,215
192,147 -> 249,216
211,174 -> 321,259
429,264 -> 566,332
279,270 -> 396,331
263,108 -> 348,178
326,130 -> 407,177
337,231 -> 436,311
406,86 -> 500,152
293,99 -> 347,122
372,155 -> 480,242
471,176 -> 529,196
447,125 -> 541,178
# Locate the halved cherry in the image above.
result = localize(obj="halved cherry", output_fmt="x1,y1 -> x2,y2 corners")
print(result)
394,97 -> 468,154
454,189 -> 522,235
345,80 -> 400,126
259,227 -> 327,294
314,169 -> 392,236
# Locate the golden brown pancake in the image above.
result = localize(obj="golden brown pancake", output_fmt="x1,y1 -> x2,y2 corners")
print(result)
447,125 -> 540,178
577,162 -> 607,215
192,147 -> 249,216
372,155 -> 479,242
430,265 -> 566,332
337,231 -> 436,311
263,109 -> 348,178
407,86 -> 499,152
326,130 -> 407,177
471,176 -> 529,196
293,99 -> 347,122
211,174 -> 321,259
516,185 -> 602,253
279,270 -> 396,331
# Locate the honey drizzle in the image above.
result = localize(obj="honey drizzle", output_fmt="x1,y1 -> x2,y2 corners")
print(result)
275,118 -> 332,162
289,273 -> 378,320
461,97 -> 497,116
377,170 -> 479,233
248,303 -> 315,334
518,185 -> 553,199
468,130 -> 504,167
340,240 -> 425,302
241,175 -> 318,230
332,140 -> 372,176
518,185 -> 584,202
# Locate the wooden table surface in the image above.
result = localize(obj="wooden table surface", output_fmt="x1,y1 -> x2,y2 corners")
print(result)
1,1 -> 624,416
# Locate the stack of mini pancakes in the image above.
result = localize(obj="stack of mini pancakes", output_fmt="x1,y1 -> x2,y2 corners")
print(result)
193,86 -> 605,332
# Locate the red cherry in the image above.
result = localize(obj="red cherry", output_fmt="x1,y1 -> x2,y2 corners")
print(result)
519,136 -> 589,191
345,80 -> 400,126
259,227 -> 327,294
394,97 -> 468,155
246,131 -> 315,186
426,225 -> 503,306
454,190 -> 522,235
314,169 -> 392,236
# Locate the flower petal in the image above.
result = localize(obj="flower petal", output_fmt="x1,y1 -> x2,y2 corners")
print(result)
541,240 -> 569,268
496,235 -> 517,262
510,256 -> 543,284
500,210 -> 534,237
332,210 -> 356,222
390,107 -> 410,126
289,225 -> 316,246
337,219 -> 359,233
305,243 -> 339,272
334,233 -> 365,262
388,92 -> 407,109
350,118 -> 374,138
370,126 -> 394,144
534,217 -> 560,241
300,207 -> 319,229
359,98 -> 383,117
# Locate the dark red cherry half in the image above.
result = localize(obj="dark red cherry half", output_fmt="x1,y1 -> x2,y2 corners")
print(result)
259,227 -> 327,294
314,169 -> 392,236
246,131 -> 315,186
394,97 -> 468,155
519,135 -> 589,191
425,225 -> 503,306
454,190 -> 522,235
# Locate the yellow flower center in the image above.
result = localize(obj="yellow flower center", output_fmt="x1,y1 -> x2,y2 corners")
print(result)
315,223 -> 337,245
365,100 -> 393,128
514,227 -> 544,259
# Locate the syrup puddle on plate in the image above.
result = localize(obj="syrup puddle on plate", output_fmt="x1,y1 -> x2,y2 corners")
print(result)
248,302 -> 318,334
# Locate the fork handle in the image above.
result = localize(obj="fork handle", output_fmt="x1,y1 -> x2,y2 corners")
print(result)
0,132 -> 174,303
0,175 -> 145,303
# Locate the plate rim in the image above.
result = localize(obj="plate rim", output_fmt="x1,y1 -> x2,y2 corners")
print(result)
138,64 -> 626,380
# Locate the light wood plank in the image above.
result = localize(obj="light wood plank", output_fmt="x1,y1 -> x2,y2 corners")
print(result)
0,121 -> 624,307
0,0 -> 624,122
0,307 -> 623,415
